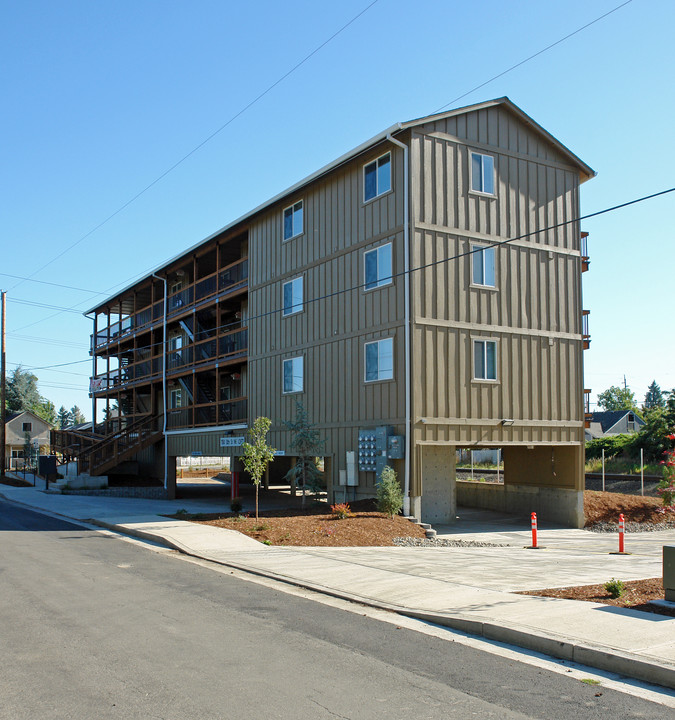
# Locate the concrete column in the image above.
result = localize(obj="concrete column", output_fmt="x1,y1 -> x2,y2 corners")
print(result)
166,455 -> 176,500
420,445 -> 456,524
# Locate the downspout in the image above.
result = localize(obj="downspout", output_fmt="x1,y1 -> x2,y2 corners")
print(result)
87,312 -> 96,432
386,131 -> 411,516
152,274 -> 168,490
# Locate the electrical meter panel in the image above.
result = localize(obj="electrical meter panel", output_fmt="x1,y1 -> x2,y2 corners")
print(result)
358,426 -> 396,473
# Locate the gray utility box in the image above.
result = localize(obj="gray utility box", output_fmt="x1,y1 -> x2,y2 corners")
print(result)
358,426 -> 405,475
665,546 -> 675,602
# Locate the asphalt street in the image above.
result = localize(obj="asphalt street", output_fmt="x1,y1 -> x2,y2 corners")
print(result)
0,499 -> 672,719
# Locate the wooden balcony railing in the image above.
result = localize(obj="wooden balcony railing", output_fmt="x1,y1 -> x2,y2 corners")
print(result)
166,397 -> 247,430
582,310 -> 590,349
92,257 -> 248,349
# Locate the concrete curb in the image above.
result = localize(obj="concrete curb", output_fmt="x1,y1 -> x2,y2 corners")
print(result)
89,518 -> 675,691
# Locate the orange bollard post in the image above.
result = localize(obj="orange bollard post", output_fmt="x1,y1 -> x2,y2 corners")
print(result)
531,512 -> 538,548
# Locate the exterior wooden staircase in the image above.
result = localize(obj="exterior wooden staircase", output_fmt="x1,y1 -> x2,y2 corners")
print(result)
51,415 -> 163,476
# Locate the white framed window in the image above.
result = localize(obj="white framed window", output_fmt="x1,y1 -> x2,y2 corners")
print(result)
283,200 -> 303,241
364,243 -> 392,291
282,276 -> 303,316
470,152 -> 495,195
473,339 -> 497,381
364,338 -> 393,382
472,245 -> 495,287
169,388 -> 182,409
282,356 -> 304,394
364,152 -> 391,202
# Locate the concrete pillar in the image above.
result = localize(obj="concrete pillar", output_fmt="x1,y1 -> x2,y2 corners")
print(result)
166,455 -> 176,500
420,445 -> 456,524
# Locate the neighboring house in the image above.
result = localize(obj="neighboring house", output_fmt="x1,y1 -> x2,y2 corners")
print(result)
585,410 -> 645,441
4,410 -> 52,470
56,97 -> 594,527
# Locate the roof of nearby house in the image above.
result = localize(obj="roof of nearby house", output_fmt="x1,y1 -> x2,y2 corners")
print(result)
4,409 -> 53,428
85,97 -> 595,316
589,410 -> 644,434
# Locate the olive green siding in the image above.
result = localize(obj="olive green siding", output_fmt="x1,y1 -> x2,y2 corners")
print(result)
407,105 -> 585,497
247,144 -> 407,496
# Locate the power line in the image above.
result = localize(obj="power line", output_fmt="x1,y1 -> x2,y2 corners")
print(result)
0,272 -> 101,294
434,0 -> 634,113
8,297 -> 86,315
7,333 -> 89,350
8,0 -> 382,293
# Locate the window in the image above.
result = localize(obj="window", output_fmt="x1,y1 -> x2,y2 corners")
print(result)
474,340 -> 497,380
364,153 -> 391,202
470,152 -> 495,195
169,335 -> 183,351
472,245 -> 495,286
22,422 -> 32,432
364,243 -> 392,290
169,389 -> 182,409
283,356 -> 303,394
282,277 -> 303,316
365,338 -> 393,382
283,200 -> 303,240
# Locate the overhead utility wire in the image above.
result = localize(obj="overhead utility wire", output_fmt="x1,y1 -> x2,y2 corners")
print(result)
8,0 -> 381,294
86,186 -> 675,362
434,0 -> 634,112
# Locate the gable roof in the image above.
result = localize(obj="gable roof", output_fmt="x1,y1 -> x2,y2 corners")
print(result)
86,97 -> 594,315
590,410 -> 644,434
4,409 -> 52,428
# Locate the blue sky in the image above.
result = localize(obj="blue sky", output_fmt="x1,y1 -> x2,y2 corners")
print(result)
2,0 -> 673,420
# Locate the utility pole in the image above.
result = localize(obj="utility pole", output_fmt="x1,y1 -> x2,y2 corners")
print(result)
1,291 -> 6,477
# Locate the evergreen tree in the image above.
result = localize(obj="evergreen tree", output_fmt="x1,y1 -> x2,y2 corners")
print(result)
644,381 -> 665,410
70,405 -> 86,425
283,401 -> 325,507
6,366 -> 41,414
57,406 -> 72,429
376,465 -> 404,518
37,398 -> 57,425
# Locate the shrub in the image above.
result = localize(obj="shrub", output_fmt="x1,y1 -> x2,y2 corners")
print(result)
585,435 -> 634,461
604,578 -> 625,599
377,465 -> 404,518
230,497 -> 243,513
331,503 -> 352,520
658,437 -> 675,508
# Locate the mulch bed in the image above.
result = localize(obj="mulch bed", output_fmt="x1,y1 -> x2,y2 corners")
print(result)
0,475 -> 32,487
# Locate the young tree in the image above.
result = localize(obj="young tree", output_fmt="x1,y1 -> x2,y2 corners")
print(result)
644,381 -> 665,410
70,405 -> 86,425
376,465 -> 404,518
241,416 -> 276,521
283,401 -> 325,508
597,385 -> 637,412
57,406 -> 72,429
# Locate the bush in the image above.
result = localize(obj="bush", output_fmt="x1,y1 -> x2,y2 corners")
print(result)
331,503 -> 352,520
230,497 -> 243,513
585,435 -> 634,461
604,578 -> 625,599
377,465 -> 404,518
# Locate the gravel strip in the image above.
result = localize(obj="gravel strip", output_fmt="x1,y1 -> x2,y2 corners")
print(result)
585,521 -> 675,533
393,537 -> 511,548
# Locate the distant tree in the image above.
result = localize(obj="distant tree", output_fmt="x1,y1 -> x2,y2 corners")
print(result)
628,389 -> 675,463
644,381 -> 665,410
57,406 -> 72,429
283,401 -> 325,507
6,366 -> 41,414
70,405 -> 86,425
241,417 -> 276,521
37,398 -> 57,426
596,385 -> 637,412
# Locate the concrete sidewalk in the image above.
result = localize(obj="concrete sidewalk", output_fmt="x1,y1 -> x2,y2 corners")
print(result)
2,479 -> 675,690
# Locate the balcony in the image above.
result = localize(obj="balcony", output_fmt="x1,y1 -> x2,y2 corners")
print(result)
167,397 -> 248,429
582,310 -> 590,349
92,256 -> 248,350
581,232 -> 590,272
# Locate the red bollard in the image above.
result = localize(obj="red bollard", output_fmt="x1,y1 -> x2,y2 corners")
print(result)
618,513 -> 625,553
531,512 -> 538,548
231,471 -> 239,500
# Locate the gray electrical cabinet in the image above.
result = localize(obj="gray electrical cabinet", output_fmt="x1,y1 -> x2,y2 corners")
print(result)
358,426 -> 403,475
